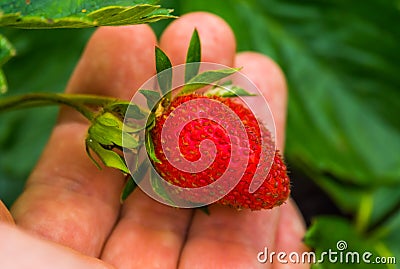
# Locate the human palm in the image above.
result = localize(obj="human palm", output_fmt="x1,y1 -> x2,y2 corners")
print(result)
0,12 -> 307,269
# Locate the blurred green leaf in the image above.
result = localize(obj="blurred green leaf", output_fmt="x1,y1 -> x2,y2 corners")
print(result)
0,28 -> 92,206
305,216 -> 396,268
0,34 -> 16,93
375,209 -> 400,267
0,34 -> 15,66
0,1 -> 174,28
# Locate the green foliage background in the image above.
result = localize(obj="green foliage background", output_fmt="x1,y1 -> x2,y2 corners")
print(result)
0,0 -> 399,268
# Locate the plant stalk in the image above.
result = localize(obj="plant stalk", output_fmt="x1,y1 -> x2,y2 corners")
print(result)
0,93 -> 121,121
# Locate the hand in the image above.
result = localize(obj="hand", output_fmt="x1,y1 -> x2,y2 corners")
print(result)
1,12 -> 308,269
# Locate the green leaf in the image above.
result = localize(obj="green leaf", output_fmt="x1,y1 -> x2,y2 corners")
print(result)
180,67 -> 240,95
185,29 -> 201,82
304,216 -> 392,269
0,34 -> 16,93
205,83 -> 255,98
139,89 -> 161,110
85,137 -> 129,174
155,46 -> 172,95
0,2 -> 174,29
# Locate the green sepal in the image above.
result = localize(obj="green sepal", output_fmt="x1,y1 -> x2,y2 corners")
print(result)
150,169 -> 175,206
120,175 -> 137,203
120,159 -> 150,202
103,103 -> 145,133
155,46 -> 172,96
123,121 -> 146,133
145,130 -> 161,163
85,138 -> 102,170
89,112 -> 140,149
85,138 -> 129,174
139,89 -> 161,110
107,102 -> 146,120
205,83 -> 256,98
180,68 -> 241,96
185,29 -> 201,82
104,101 -> 130,114
198,206 -> 210,215
146,112 -> 156,130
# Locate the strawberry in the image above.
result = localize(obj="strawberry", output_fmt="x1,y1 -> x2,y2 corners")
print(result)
148,94 -> 290,210
117,30 -> 290,209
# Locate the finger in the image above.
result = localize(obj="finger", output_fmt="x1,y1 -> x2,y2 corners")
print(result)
0,223 -> 114,269
273,200 -> 309,269
101,191 -> 194,269
100,12 -> 238,269
235,52 -> 287,150
66,26 -> 156,97
179,52 -> 289,269
180,206 -> 280,269
160,12 -> 236,66
11,25 -> 157,257
0,201 -> 14,224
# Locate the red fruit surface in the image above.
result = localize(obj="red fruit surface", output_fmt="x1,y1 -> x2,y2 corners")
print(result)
149,94 -> 290,210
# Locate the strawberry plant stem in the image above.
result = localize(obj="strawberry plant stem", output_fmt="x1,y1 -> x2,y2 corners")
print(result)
0,93 -> 121,121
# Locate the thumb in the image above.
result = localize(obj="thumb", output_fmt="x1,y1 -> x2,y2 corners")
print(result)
0,223 -> 114,269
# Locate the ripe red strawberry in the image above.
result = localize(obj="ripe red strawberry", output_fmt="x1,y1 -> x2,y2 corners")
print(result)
149,94 -> 290,210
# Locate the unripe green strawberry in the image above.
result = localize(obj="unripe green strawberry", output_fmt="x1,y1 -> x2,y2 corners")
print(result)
149,94 -> 290,210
